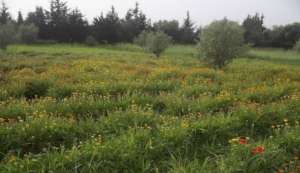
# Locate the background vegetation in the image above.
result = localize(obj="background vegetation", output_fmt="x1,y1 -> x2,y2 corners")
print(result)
0,0 -> 299,48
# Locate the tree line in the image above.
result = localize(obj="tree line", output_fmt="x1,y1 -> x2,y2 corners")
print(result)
0,0 -> 300,48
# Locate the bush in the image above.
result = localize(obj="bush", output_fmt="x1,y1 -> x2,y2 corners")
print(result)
17,24 -> 39,44
134,31 -> 148,47
197,19 -> 246,68
294,39 -> 300,53
24,79 -> 51,100
135,31 -> 172,58
0,23 -> 17,50
85,36 -> 98,47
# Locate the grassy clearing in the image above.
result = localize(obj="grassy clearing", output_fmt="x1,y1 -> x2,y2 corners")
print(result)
0,44 -> 300,173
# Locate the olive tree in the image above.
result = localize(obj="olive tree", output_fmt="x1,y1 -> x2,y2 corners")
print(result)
197,19 -> 245,68
294,39 -> 300,53
0,23 -> 17,50
17,24 -> 39,44
135,31 -> 172,58
85,35 -> 98,47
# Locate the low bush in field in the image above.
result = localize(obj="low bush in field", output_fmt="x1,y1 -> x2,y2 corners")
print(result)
85,36 -> 98,47
135,31 -> 172,57
24,79 -> 51,100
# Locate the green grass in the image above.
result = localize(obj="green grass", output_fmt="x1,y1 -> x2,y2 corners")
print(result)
0,44 -> 300,173
247,48 -> 300,66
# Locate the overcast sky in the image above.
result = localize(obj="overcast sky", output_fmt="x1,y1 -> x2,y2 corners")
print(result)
6,0 -> 300,28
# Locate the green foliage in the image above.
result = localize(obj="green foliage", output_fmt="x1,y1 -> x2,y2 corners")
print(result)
17,24 -> 39,44
0,1 -> 11,24
17,11 -> 24,25
135,31 -> 172,57
134,31 -> 147,47
198,19 -> 246,68
153,20 -> 181,42
0,23 -> 17,50
180,11 -> 197,44
242,13 -> 265,47
262,23 -> 300,48
85,35 -> 98,47
93,7 -> 121,44
294,39 -> 300,53
24,79 -> 51,100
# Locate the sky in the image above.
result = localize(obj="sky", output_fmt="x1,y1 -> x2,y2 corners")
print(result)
6,0 -> 300,28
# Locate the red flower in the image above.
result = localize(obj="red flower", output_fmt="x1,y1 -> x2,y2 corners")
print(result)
251,146 -> 265,155
239,137 -> 247,145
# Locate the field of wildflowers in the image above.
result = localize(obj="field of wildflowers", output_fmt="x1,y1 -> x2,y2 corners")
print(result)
0,44 -> 300,172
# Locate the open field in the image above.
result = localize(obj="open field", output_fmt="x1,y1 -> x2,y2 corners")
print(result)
0,44 -> 300,172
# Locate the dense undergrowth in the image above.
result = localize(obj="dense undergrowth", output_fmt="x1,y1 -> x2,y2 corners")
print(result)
0,44 -> 300,173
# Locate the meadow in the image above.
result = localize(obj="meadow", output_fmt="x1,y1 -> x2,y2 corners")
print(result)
0,44 -> 300,173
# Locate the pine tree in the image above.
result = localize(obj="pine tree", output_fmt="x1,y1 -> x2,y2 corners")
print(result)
242,13 -> 265,46
17,11 -> 24,25
68,8 -> 88,42
49,0 -> 69,42
122,2 -> 148,42
180,11 -> 196,44
153,20 -> 181,42
26,7 -> 48,39
0,1 -> 11,24
93,6 -> 121,43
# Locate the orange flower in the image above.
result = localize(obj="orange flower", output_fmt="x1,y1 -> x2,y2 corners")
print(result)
239,137 -> 247,145
251,146 -> 265,155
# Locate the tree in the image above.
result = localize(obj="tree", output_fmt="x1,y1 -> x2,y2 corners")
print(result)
26,7 -> 48,40
0,1 -> 11,24
93,6 -> 122,44
17,24 -> 39,44
85,35 -> 98,47
281,23 -> 300,48
67,8 -> 88,42
262,23 -> 300,48
0,23 -> 17,50
180,11 -> 196,44
198,19 -> 245,68
122,2 -> 149,42
134,31 -> 148,47
153,20 -> 181,42
294,39 -> 300,53
242,13 -> 265,46
48,0 -> 69,42
135,31 -> 172,58
17,11 -> 24,25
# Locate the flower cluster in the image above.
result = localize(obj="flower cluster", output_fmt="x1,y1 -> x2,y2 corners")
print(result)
229,137 -> 265,155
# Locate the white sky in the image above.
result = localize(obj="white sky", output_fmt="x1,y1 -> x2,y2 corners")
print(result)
6,0 -> 300,28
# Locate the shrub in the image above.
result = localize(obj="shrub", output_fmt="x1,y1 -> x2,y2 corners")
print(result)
17,24 -> 39,44
0,23 -> 17,50
135,31 -> 172,58
134,31 -> 148,47
294,39 -> 300,53
85,36 -> 98,47
24,79 -> 51,100
197,19 -> 246,68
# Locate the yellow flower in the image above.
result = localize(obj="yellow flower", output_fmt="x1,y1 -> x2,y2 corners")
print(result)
0,118 -> 5,123
8,155 -> 16,163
